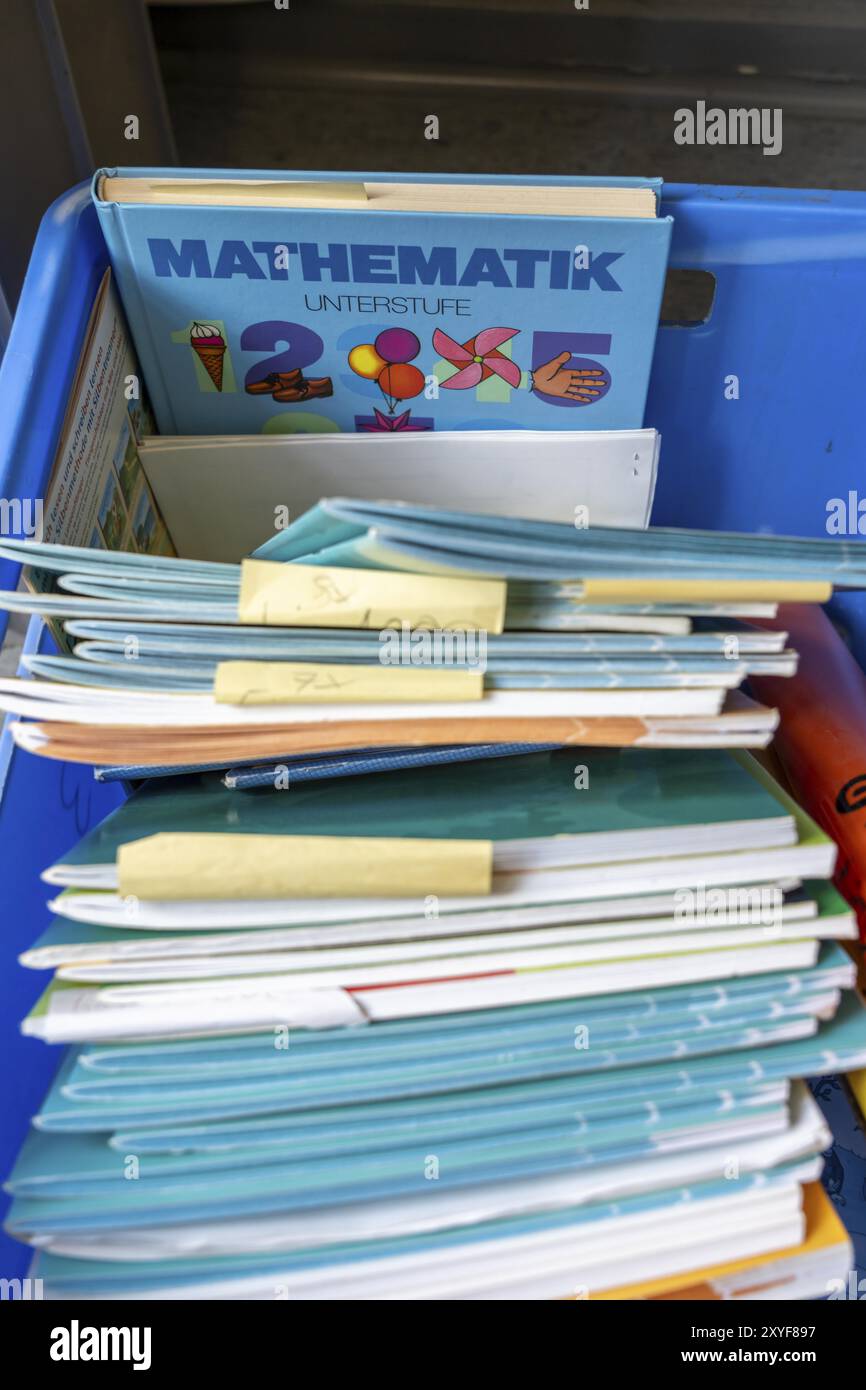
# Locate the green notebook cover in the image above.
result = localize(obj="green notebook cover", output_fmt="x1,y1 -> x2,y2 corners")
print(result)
51,748 -> 789,871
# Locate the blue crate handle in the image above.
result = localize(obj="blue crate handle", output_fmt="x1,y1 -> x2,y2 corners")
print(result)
0,183 -> 107,629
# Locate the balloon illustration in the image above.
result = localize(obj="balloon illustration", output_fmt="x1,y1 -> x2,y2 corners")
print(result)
348,329 -> 424,413
374,328 -> 421,364
378,363 -> 425,410
347,343 -> 387,380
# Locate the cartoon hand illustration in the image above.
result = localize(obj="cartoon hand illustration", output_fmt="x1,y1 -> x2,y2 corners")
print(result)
532,351 -> 607,402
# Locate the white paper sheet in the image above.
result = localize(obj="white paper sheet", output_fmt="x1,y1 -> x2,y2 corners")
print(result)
140,428 -> 659,562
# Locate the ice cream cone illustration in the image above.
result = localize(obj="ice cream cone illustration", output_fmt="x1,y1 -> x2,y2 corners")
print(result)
190,322 -> 226,391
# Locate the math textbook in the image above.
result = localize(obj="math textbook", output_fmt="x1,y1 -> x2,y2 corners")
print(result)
93,169 -> 672,437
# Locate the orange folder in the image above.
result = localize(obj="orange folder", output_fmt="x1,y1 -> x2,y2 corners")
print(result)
750,603 -> 866,939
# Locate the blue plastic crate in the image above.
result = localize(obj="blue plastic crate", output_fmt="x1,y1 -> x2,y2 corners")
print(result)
1,179 -> 866,1278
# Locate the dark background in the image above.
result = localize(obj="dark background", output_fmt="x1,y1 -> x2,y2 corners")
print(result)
3,0 -> 866,321
151,0 -> 866,185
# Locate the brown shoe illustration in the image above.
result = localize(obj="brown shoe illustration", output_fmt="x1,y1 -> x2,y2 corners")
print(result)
304,376 -> 333,399
246,369 -> 303,396
272,375 -> 334,403
246,373 -> 278,395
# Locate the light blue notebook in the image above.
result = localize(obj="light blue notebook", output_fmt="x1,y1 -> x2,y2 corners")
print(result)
24,1014 -> 825,1140
70,944 -> 852,1075
107,1077 -> 787,1163
8,1082 -> 787,1197
252,496 -> 866,582
20,608 -> 793,694
2,1080 -> 807,1233
24,649 -> 781,693
5,503 -> 866,604
29,1158 -> 811,1297
52,995 -> 826,1106
32,951 -> 863,1133
64,617 -> 784,656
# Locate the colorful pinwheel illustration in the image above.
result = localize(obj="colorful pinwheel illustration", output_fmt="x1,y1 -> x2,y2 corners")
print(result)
433,327 -> 522,390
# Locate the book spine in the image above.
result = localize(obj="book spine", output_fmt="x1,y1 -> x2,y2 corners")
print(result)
93,199 -> 178,433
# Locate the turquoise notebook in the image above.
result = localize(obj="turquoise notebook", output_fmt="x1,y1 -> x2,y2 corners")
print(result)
9,1003 -> 859,1229
27,1158 -> 813,1298
8,1084 -> 786,1196
49,747 -> 792,874
254,496 -> 866,582
31,947 -> 860,1132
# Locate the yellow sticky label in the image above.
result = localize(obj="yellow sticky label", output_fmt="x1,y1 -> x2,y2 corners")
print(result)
238,560 -> 506,633
581,578 -> 833,603
117,833 -> 493,900
213,661 -> 483,705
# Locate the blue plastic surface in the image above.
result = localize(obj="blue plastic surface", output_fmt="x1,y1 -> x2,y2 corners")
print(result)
0,184 -> 130,1277
2,179 -> 866,1279
647,183 -> 866,669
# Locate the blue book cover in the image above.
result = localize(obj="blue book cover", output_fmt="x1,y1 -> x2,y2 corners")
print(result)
92,168 -> 672,435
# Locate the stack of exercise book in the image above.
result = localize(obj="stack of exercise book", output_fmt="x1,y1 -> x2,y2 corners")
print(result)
3,501 -> 866,1299
4,747 -> 866,1300
3,496 -> 866,768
